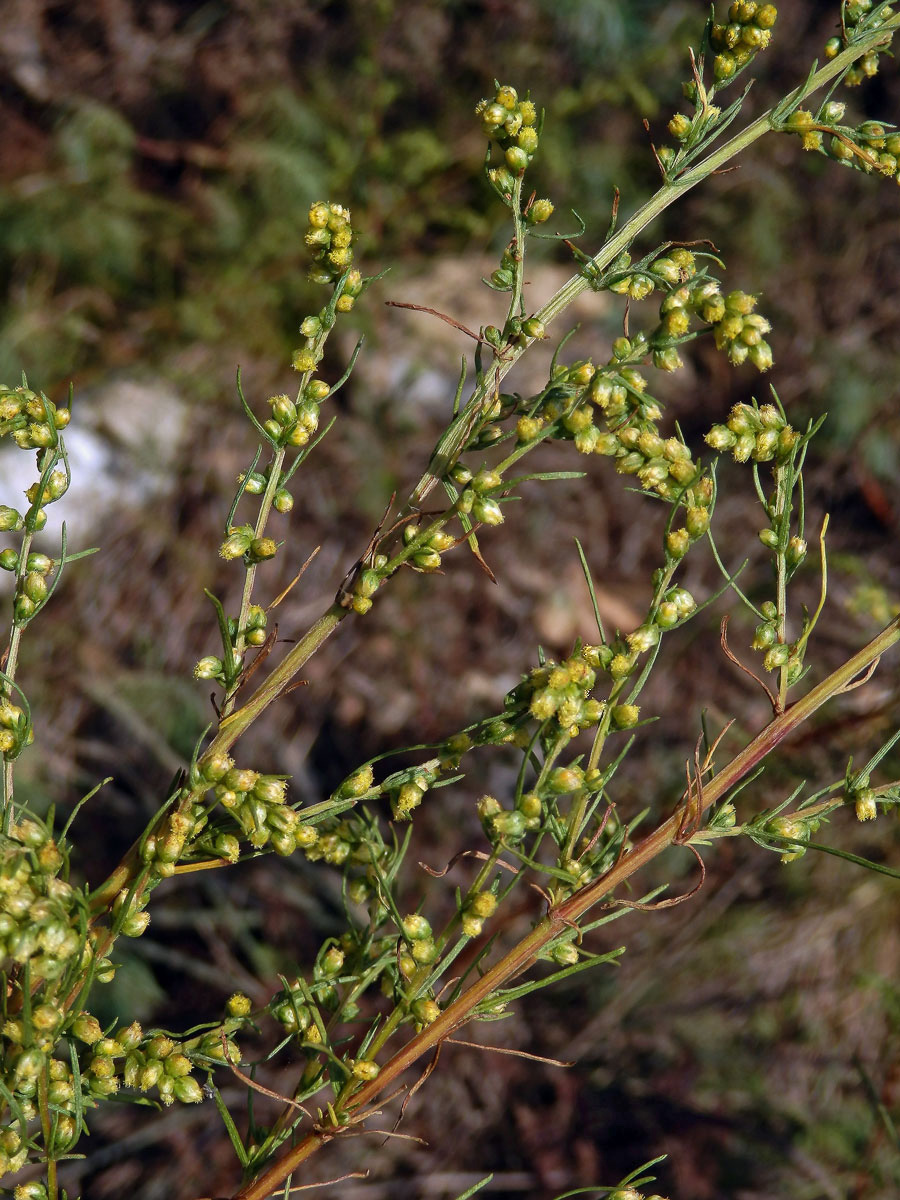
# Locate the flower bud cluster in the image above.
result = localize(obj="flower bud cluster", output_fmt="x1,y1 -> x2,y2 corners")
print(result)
262,379 -> 331,448
140,804 -> 208,875
460,889 -> 498,938
825,2 -> 894,86
49,1020 -> 226,1112
217,523 -> 279,566
752,600 -> 806,681
271,979 -> 321,1036
344,557 -> 388,615
705,400 -> 798,463
191,759 -> 300,859
706,287 -> 774,370
709,2 -> 778,83
402,521 -> 456,573
604,255 -> 775,374
399,911 -> 438,965
647,268 -> 770,372
506,652 -> 603,738
0,384 -> 70,453
195,606 -> 269,683
0,821 -> 83,984
0,1125 -> 26,1177
477,84 -> 540,178
786,109 -> 900,180
304,201 -> 358,290
455,462 -> 507,527
489,243 -> 520,292
301,814 -> 374,871
608,246 -> 698,304
0,698 -> 33,760
762,809 -> 821,863
6,549 -> 59,627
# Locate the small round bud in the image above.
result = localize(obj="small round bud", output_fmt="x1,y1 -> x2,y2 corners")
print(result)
547,766 -> 584,794
219,528 -> 253,560
505,145 -> 530,172
550,941 -> 579,966
611,704 -> 641,729
490,810 -> 527,841
763,643 -> 790,671
411,998 -> 441,1025
174,1076 -> 204,1103
72,1013 -> 103,1045
467,891 -> 498,919
752,622 -> 777,650
666,528 -> 691,559
194,655 -> 223,680
786,536 -> 807,567
410,937 -> 438,964
351,1058 -> 380,1081
249,537 -> 277,562
0,506 -> 24,533
472,496 -> 504,526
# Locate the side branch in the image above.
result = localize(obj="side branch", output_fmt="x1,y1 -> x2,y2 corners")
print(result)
229,614 -> 900,1199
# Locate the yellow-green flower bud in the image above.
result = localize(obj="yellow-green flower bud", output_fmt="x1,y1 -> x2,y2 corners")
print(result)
786,536 -> 807,567
393,780 -> 426,819
219,527 -> 253,560
351,1058 -> 380,1081
248,537 -> 277,562
527,199 -> 554,225
410,937 -> 438,964
411,998 -> 441,1025
292,348 -> 318,373
121,911 -> 151,937
0,507 -> 24,533
611,704 -> 640,729
608,653 -> 634,679
763,643 -> 790,671
666,528 -> 691,559
490,810 -> 527,841
547,765 -> 584,794
853,788 -> 877,822
401,913 -> 432,941
117,1021 -> 143,1050
472,496 -> 504,525
72,1013 -> 103,1045
753,622 -> 777,650
194,655 -> 223,680
467,891 -> 498,919
505,145 -> 530,172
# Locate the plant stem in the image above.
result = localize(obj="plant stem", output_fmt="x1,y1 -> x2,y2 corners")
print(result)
228,613 -> 900,1200
223,445 -> 288,718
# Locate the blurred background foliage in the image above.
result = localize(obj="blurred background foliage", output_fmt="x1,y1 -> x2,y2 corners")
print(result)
1,2 -> 899,1198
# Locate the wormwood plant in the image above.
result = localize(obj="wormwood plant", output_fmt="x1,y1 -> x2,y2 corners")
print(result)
1,3 -> 899,1197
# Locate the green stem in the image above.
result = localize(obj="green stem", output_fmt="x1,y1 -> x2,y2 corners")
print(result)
229,613 -> 900,1200
224,445 -> 288,717
774,462 -> 790,710
1,526 -> 34,822
507,174 -> 527,323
